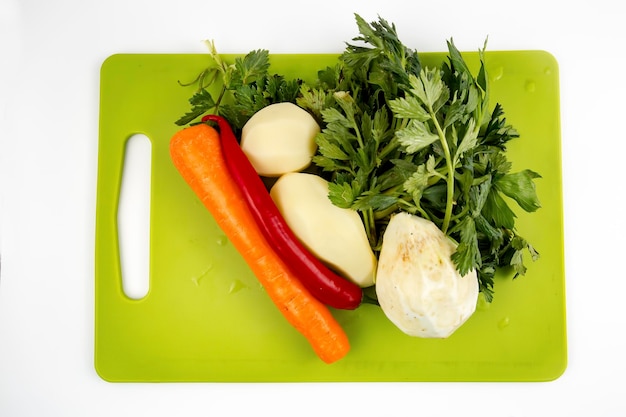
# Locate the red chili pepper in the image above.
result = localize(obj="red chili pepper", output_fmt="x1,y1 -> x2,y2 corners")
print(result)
202,114 -> 363,310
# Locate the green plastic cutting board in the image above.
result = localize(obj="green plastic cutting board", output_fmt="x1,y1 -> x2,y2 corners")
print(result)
95,51 -> 566,382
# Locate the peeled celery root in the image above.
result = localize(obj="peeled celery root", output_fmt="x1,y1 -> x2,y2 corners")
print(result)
375,212 -> 479,338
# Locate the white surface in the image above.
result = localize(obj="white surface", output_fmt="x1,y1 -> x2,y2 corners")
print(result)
1,0 -> 624,415
117,134 -> 151,300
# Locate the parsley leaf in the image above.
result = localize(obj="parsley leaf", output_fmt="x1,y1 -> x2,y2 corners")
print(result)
175,89 -> 216,126
328,181 -> 359,208
229,50 -> 270,87
451,216 -> 481,276
495,170 -> 542,212
396,120 -> 439,153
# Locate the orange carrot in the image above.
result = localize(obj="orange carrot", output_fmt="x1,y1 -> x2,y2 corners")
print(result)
170,123 -> 350,364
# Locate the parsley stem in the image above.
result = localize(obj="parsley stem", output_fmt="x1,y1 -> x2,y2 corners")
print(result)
429,109 -> 454,234
353,122 -> 364,149
362,208 -> 377,247
450,204 -> 470,222
378,136 -> 399,161
214,85 -> 227,112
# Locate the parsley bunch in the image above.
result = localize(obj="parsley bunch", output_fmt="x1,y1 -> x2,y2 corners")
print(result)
297,15 -> 541,301
175,15 -> 541,302
175,40 -> 301,135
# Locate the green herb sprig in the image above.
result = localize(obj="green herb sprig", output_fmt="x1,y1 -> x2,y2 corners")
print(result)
175,40 -> 301,135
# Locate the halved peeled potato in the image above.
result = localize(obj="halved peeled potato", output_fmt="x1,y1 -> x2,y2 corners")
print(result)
270,172 -> 376,288
240,102 -> 320,177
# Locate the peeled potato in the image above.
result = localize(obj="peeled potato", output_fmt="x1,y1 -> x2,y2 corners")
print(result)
270,172 -> 376,288
240,102 -> 320,177
375,212 -> 479,338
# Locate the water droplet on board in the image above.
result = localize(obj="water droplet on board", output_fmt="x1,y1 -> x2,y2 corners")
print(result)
544,66 -> 552,76
228,279 -> 248,294
498,316 -> 510,329
525,80 -> 536,93
191,264 -> 213,286
216,235 -> 228,246
491,66 -> 504,82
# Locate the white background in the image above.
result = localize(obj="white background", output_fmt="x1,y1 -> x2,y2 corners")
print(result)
1,0 -> 624,416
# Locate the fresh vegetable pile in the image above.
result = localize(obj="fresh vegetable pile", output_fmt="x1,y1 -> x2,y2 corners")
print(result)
170,14 -> 541,362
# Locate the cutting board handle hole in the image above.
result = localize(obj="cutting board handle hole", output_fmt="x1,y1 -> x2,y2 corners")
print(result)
118,133 -> 152,300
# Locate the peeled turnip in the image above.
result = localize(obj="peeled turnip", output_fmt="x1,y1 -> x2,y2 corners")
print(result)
270,172 -> 376,288
240,102 -> 320,177
375,212 -> 479,338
